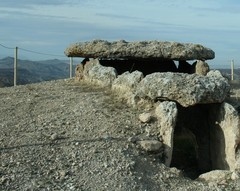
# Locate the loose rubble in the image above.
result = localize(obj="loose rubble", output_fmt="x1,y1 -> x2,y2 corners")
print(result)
1,79 -> 239,190
139,112 -> 152,123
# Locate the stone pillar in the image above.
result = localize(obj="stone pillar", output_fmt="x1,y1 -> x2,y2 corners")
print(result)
209,102 -> 240,170
195,60 -> 210,76
155,101 -> 178,166
83,59 -> 117,87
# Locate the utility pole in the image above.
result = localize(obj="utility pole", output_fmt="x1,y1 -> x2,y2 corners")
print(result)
231,59 -> 234,81
14,47 -> 18,86
70,57 -> 73,78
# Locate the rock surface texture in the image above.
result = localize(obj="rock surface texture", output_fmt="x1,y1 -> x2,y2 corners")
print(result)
136,70 -> 230,107
2,79 -> 237,190
195,60 -> 210,75
1,79 -> 239,190
138,140 -> 163,152
155,101 -> 178,166
77,59 -> 230,107
83,59 -> 117,86
71,58 -> 239,173
64,39 -> 239,186
209,102 -> 240,170
198,170 -> 234,183
64,40 -> 215,60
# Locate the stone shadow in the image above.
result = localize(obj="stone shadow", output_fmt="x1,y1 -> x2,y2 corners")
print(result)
170,103 -> 228,179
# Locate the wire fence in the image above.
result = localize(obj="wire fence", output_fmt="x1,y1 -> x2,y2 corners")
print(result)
0,43 -> 66,58
0,43 -> 78,87
1,43 -> 240,87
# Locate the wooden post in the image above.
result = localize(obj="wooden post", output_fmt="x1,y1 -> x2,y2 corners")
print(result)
14,47 -> 18,86
70,57 -> 73,78
231,59 -> 234,81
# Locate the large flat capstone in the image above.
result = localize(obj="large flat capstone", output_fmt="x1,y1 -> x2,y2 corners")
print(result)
135,70 -> 230,107
64,40 -> 215,61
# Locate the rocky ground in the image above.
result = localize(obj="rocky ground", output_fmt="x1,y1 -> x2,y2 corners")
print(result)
0,79 -> 239,191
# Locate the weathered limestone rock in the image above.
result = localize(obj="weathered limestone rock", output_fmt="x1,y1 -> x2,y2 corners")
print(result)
50,133 -> 59,141
231,171 -> 240,180
136,71 -> 230,107
75,58 -> 90,81
138,140 -> 162,152
209,102 -> 240,170
198,170 -> 232,183
155,101 -> 178,166
83,58 -> 99,76
112,71 -> 143,105
195,60 -> 210,76
83,59 -> 117,86
75,64 -> 84,81
139,112 -> 152,123
65,40 -> 215,60
112,71 -> 143,94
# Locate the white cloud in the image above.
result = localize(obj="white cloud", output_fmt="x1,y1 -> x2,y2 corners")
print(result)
0,0 -> 240,67
0,0 -> 70,8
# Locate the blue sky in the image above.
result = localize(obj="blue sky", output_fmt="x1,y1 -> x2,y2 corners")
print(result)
0,0 -> 240,68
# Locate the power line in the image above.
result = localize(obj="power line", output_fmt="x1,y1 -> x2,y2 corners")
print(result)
19,47 -> 65,58
0,43 -> 15,50
0,43 -> 66,58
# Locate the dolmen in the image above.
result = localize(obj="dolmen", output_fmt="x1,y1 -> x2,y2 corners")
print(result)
65,40 -> 239,179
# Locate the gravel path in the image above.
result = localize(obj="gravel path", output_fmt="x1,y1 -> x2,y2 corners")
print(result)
0,79 -> 239,190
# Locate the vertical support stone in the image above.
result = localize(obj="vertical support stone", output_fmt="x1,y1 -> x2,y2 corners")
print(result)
155,101 -> 178,166
209,102 -> 240,170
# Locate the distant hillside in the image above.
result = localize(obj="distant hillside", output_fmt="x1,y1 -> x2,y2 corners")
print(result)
218,68 -> 240,81
0,57 -> 73,87
0,57 -> 238,88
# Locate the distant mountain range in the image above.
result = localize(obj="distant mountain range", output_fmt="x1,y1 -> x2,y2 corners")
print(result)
0,57 -> 75,87
217,68 -> 240,81
0,57 -> 239,88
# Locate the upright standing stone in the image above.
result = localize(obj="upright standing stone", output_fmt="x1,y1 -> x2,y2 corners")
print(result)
112,71 -> 144,105
82,59 -> 117,86
209,102 -> 240,170
155,101 -> 178,166
195,60 -> 210,76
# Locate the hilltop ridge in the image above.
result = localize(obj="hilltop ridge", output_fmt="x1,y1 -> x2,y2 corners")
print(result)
0,57 -> 71,87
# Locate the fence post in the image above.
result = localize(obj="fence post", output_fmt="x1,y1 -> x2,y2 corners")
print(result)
231,59 -> 234,81
14,47 -> 18,86
70,57 -> 73,78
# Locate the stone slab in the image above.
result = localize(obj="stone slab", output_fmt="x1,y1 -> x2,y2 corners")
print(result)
136,70 -> 230,107
65,40 -> 215,61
